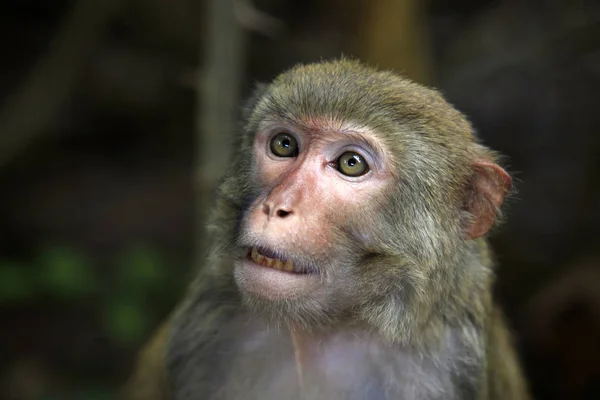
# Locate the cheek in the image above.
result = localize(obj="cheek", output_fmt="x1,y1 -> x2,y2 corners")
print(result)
254,145 -> 283,187
294,172 -> 375,231
327,184 -> 393,252
320,176 -> 388,225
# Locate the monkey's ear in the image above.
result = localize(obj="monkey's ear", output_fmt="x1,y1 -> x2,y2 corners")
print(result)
463,160 -> 512,239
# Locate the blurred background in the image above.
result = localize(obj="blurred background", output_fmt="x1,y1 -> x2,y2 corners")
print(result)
0,0 -> 599,399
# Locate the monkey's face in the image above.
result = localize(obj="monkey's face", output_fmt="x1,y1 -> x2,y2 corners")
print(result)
223,59 -> 512,330
233,119 -> 393,324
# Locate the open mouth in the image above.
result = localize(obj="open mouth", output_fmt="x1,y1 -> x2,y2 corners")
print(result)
247,246 -> 315,275
235,246 -> 321,300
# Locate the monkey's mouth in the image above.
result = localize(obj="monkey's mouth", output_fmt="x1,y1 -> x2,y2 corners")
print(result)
246,246 -> 316,275
235,246 -> 321,300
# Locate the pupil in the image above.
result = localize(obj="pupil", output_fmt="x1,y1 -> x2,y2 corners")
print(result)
348,157 -> 357,167
281,138 -> 290,148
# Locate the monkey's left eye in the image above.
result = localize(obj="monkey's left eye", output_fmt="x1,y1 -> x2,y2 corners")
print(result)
270,133 -> 299,157
336,151 -> 369,177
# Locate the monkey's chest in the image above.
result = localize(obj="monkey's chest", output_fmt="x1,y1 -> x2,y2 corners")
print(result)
211,325 -> 391,399
171,315 -> 475,399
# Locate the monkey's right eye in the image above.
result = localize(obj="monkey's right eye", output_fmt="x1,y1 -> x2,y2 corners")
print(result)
269,133 -> 299,158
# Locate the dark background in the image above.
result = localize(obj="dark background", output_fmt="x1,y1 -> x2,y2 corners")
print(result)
0,0 -> 599,399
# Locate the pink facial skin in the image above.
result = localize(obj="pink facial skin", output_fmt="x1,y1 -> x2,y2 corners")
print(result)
234,118 -> 393,301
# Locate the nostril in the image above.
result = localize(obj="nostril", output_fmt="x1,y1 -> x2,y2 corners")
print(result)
262,203 -> 270,215
276,209 -> 291,218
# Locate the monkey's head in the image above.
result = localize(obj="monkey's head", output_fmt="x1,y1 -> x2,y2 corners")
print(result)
216,59 -> 511,336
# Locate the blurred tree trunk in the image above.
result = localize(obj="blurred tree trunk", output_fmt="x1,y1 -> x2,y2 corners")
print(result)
358,0 -> 433,85
195,0 -> 247,262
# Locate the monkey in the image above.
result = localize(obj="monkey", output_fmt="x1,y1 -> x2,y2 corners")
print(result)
124,58 -> 531,400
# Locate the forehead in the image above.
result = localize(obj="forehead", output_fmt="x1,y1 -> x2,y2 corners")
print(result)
247,60 -> 473,145
254,66 -> 401,130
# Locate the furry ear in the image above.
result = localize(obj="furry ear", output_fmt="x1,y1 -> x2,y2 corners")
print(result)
463,160 -> 512,239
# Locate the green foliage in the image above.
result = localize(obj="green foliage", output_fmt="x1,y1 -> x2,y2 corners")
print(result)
0,243 -> 176,304
104,294 -> 149,344
36,246 -> 95,299
115,244 -> 167,294
0,242 -> 185,399
0,261 -> 33,302
103,243 -> 174,343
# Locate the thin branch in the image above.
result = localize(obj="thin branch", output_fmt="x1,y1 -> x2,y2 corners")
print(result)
234,0 -> 287,38
0,0 -> 121,168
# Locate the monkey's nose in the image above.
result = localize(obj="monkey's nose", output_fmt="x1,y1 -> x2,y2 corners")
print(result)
262,203 -> 293,219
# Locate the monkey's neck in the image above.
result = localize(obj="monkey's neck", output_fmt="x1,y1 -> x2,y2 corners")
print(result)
287,321 -> 395,389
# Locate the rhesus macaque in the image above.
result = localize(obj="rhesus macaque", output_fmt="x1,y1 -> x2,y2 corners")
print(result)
125,59 -> 531,400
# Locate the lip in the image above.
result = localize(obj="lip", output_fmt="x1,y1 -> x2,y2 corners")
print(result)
234,247 -> 320,300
